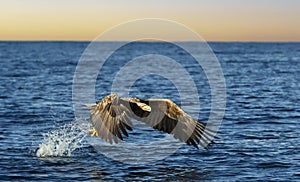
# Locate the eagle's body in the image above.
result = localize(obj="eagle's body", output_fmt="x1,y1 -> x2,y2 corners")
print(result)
86,93 -> 217,149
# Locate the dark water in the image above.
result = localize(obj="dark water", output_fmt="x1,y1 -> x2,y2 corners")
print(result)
1,41 -> 300,181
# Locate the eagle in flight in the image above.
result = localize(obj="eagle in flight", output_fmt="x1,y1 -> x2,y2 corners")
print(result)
86,93 -> 218,149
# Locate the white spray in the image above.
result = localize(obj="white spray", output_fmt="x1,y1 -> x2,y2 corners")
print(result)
36,118 -> 91,157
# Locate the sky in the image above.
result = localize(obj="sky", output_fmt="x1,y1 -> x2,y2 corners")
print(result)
0,0 -> 299,41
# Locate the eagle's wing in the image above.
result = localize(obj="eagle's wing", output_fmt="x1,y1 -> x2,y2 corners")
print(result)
88,94 -> 135,144
131,98 -> 217,149
88,94 -> 217,149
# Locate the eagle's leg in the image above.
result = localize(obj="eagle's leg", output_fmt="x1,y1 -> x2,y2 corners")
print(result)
89,127 -> 99,137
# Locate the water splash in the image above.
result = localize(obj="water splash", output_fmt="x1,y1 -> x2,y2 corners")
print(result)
36,118 -> 91,157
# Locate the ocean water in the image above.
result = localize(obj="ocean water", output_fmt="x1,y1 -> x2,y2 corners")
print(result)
0,41 -> 300,181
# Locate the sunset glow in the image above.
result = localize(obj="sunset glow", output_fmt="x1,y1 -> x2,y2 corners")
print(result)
1,0 -> 299,41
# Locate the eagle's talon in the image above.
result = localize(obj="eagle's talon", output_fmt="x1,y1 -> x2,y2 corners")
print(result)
89,128 -> 99,137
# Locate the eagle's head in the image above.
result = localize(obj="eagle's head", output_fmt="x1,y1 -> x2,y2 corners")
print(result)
110,93 -> 119,105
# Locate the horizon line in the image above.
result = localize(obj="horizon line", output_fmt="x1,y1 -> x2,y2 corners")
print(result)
0,40 -> 300,43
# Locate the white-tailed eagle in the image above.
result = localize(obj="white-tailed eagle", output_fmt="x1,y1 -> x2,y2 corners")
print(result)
86,93 -> 217,149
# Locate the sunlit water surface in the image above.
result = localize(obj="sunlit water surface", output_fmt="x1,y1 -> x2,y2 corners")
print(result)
0,42 -> 300,181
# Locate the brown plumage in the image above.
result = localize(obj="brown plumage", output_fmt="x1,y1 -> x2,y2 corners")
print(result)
86,93 -> 218,149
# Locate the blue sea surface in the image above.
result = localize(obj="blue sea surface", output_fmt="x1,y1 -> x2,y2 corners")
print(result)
0,41 -> 300,181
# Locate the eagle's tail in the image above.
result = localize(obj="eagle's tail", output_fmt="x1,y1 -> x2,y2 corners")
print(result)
84,103 -> 97,110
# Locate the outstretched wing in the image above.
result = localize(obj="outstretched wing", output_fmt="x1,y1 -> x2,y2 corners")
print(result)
88,94 -> 133,144
88,94 -> 152,144
133,99 -> 217,149
88,94 -> 217,149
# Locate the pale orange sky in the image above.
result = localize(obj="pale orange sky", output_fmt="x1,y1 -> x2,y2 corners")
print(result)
0,0 -> 299,41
